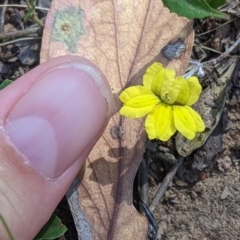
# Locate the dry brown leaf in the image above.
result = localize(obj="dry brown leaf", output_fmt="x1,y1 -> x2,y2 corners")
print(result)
40,0 -> 194,239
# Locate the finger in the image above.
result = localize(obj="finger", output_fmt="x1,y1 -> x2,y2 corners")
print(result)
0,55 -> 112,240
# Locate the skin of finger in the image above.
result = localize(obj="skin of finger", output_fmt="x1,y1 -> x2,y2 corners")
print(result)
0,56 -> 112,240
0,129 -> 103,240
0,55 -> 112,120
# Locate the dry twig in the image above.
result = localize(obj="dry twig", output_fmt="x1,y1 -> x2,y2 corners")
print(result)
0,27 -> 40,41
0,36 -> 41,46
149,156 -> 184,213
0,4 -> 49,11
203,36 -> 240,65
139,157 -> 149,206
0,0 -> 8,33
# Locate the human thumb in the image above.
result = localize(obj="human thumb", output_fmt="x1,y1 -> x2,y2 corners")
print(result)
0,55 -> 112,240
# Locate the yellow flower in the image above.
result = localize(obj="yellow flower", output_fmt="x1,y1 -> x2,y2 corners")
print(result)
119,62 -> 205,141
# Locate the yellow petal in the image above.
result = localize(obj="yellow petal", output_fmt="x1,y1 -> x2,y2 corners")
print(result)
159,69 -> 176,104
119,85 -> 151,102
143,63 -> 176,100
173,106 -> 197,140
185,106 -> 205,132
143,62 -> 164,91
150,70 -> 165,97
167,76 -> 189,104
174,77 -> 190,105
119,86 -> 160,118
186,76 -> 202,106
145,103 -> 176,141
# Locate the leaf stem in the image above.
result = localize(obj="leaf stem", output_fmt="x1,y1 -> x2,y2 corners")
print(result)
25,0 -> 44,27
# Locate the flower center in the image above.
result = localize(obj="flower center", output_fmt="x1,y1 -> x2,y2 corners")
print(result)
159,92 -> 175,105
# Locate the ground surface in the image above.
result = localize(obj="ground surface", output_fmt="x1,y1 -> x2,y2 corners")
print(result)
0,1 -> 240,240
146,12 -> 240,240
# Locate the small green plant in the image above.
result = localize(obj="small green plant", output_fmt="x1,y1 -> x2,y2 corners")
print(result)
162,0 -> 226,19
23,0 -> 44,27
34,214 -> 67,240
0,79 -> 13,90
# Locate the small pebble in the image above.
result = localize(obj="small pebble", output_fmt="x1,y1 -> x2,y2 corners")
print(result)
221,186 -> 231,200
222,162 -> 231,170
191,191 -> 197,200
169,197 -> 180,205
175,179 -> 188,187
146,141 -> 158,152
192,181 -> 205,193
8,56 -> 18,62
199,171 -> 207,180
